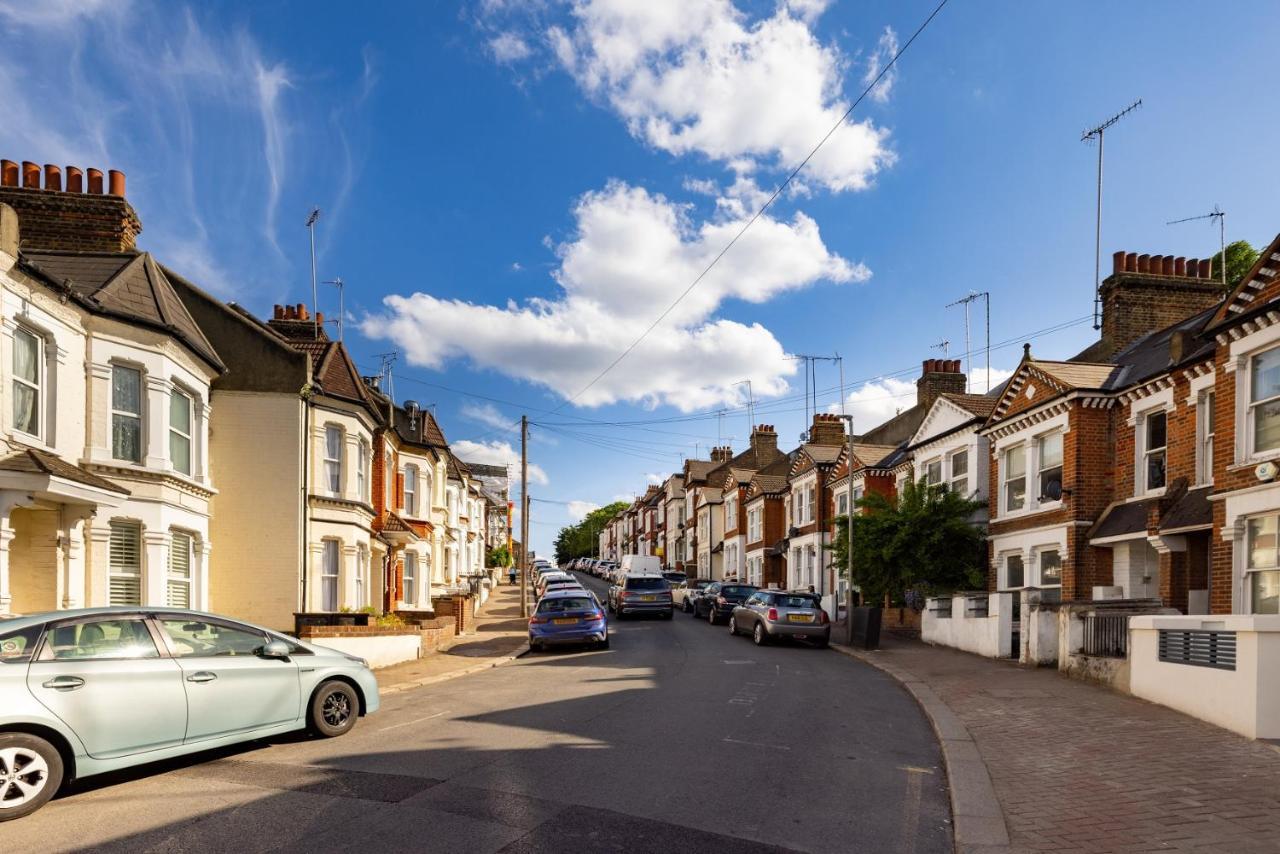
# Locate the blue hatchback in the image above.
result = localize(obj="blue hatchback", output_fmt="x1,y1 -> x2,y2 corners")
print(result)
529,590 -> 609,651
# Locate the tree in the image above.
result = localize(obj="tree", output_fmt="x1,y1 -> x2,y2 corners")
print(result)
487,543 -> 513,568
553,501 -> 629,564
831,478 -> 985,606
1210,240 -> 1259,292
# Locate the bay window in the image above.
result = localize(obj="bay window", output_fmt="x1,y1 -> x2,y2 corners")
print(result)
111,365 -> 143,462
404,465 -> 418,516
12,327 -> 41,438
1038,548 -> 1062,587
1004,553 -> 1024,589
1003,446 -> 1026,512
1247,515 -> 1280,614
357,440 -> 368,502
949,450 -> 969,496
321,540 -> 340,611
806,485 -> 816,523
836,493 -> 848,516
1143,411 -> 1167,491
924,459 -> 942,486
404,551 -> 418,605
170,389 -> 193,475
1250,347 -> 1280,454
1038,433 -> 1063,500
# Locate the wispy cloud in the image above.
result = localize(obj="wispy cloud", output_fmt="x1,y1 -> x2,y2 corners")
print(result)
460,402 -> 519,433
566,500 -> 599,521
252,58 -> 292,256
862,27 -> 900,104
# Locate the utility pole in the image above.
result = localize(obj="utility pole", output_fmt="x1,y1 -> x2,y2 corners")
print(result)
1082,98 -> 1141,329
305,208 -> 321,339
520,415 -> 530,618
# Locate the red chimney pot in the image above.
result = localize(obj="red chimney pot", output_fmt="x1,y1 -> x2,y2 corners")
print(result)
1112,251 -> 1125,274
1174,257 -> 1186,276
316,312 -> 325,326
65,166 -> 82,193
107,169 -> 125,197
0,160 -> 17,187
22,161 -> 40,188
296,303 -> 309,321
1198,259 -> 1212,278
1124,252 -> 1137,272
86,168 -> 103,193
1137,254 -> 1150,273
42,164 -> 61,192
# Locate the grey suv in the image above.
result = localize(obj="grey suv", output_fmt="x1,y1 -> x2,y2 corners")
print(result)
608,574 -> 674,619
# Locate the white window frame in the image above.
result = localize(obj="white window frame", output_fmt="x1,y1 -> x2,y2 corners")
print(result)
168,530 -> 194,607
403,464 -> 418,516
1245,513 -> 1280,615
1002,551 -> 1026,590
1035,546 -> 1063,589
1137,407 -> 1168,495
324,425 -> 343,496
1002,444 -> 1027,514
949,449 -> 970,497
1248,345 -> 1280,459
403,550 -> 418,606
806,485 -> 816,524
109,521 -> 143,606
169,387 -> 194,476
321,540 -> 340,611
356,440 -> 368,502
1037,431 -> 1064,502
923,457 -> 943,486
12,326 -> 43,440
1198,389 -> 1215,486
111,364 -> 144,463
356,545 -> 368,610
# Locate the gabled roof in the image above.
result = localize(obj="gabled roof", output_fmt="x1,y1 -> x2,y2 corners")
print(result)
942,393 -> 998,419
393,406 -> 448,451
990,355 -> 1117,421
21,250 -> 223,371
745,456 -> 793,499
1208,232 -> 1280,330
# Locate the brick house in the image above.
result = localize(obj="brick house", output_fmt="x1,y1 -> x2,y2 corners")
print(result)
743,454 -> 793,588
784,415 -> 847,610
708,424 -> 786,583
660,473 -> 685,570
680,455 -> 719,575
0,164 -> 223,617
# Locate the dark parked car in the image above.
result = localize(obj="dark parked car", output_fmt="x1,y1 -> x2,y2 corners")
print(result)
608,573 -> 674,619
729,590 -> 830,647
696,583 -> 759,624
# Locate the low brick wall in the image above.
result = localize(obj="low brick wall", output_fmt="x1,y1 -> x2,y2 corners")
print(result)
431,594 -> 476,635
419,617 -> 457,653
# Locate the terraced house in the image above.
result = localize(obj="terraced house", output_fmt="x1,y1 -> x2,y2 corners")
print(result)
0,163 -> 222,618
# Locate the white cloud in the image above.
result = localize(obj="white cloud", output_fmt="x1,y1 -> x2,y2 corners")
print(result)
644,472 -> 665,485
965,365 -> 1016,395
566,500 -> 600,521
489,31 -> 533,63
453,439 -> 549,486
511,261 -> 523,271
542,0 -> 895,192
252,59 -> 292,255
830,366 -> 1016,429
460,402 -> 519,433
862,27 -> 899,104
363,180 -> 862,410
0,0 -> 119,27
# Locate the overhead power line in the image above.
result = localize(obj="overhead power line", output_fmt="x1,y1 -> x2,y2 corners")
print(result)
554,0 -> 952,412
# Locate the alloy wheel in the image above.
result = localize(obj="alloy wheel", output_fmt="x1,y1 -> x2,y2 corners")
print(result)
322,690 -> 352,728
0,748 -> 49,810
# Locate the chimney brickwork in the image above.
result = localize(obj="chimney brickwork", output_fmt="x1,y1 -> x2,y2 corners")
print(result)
268,303 -> 330,341
808,413 -> 846,446
916,359 -> 967,410
0,159 -> 140,253
1100,250 -> 1223,358
749,423 -> 779,457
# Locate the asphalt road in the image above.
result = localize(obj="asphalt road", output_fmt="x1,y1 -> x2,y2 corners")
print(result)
6,573 -> 952,853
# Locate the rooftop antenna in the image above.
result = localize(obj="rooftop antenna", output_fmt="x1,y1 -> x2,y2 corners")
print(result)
790,354 -> 842,431
1082,98 -> 1142,330
323,277 -> 345,341
305,208 -> 321,339
946,291 -> 992,392
930,339 -> 950,357
374,350 -> 398,401
1167,205 -> 1227,287
733,380 -> 755,431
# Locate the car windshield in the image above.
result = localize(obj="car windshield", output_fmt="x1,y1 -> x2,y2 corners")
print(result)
663,572 -> 686,582
0,624 -> 42,664
721,585 -> 757,597
539,596 -> 597,613
626,577 -> 669,591
776,595 -> 820,608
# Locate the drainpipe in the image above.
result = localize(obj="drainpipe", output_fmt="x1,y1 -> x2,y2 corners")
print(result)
300,393 -> 310,618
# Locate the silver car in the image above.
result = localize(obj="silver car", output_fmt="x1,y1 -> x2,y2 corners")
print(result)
0,607 -> 380,821
729,590 -> 830,647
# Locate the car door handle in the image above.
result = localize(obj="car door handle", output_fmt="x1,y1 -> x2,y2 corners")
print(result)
42,676 -> 85,691
186,671 -> 218,683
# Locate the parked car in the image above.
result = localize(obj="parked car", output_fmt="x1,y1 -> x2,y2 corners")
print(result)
535,571 -> 572,594
529,589 -> 608,651
698,582 -> 760,625
0,607 -> 380,821
662,571 -> 687,587
541,580 -> 586,598
674,579 -> 714,612
729,590 -> 830,647
620,554 -> 662,575
607,573 -> 674,619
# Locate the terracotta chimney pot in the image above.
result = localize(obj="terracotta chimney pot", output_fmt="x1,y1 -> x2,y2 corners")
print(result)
1161,256 -> 1175,275
316,312 -> 325,326
0,160 -> 17,187
65,166 -> 82,193
1113,251 -> 1126,274
296,303 -> 309,321
22,161 -> 40,188
107,169 -> 125,197
1198,259 -> 1212,278
1137,254 -> 1150,273
43,164 -> 61,192
1174,257 -> 1186,276
1124,252 -> 1137,272
86,168 -> 103,193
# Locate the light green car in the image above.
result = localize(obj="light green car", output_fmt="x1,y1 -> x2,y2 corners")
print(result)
0,607 -> 380,820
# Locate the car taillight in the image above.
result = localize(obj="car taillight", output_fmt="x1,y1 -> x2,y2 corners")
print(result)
767,608 -> 778,621
716,596 -> 728,605
818,610 -> 829,625
529,616 -> 548,625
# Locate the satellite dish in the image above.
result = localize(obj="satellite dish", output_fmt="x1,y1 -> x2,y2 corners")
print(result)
405,400 -> 420,416
1041,480 -> 1063,501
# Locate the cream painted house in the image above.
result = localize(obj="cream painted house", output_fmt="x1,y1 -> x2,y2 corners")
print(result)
0,195 -> 223,618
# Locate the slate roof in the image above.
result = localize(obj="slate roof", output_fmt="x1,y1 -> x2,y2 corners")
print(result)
1159,486 -> 1213,532
1090,498 -> 1157,541
20,250 -> 223,371
0,447 -> 129,495
684,459 -> 718,483
394,406 -> 449,450
747,456 -> 794,497
1102,304 -> 1219,390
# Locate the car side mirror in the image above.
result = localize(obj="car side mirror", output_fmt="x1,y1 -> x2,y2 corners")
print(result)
260,640 -> 291,660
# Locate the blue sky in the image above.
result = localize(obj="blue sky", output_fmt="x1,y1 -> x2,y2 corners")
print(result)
2,0 -> 1277,557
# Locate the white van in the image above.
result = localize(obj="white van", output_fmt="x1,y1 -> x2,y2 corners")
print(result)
620,554 -> 662,575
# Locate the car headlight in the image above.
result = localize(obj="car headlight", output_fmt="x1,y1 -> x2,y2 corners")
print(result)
344,655 -> 369,668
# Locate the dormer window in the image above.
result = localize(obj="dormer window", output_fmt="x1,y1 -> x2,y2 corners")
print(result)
12,327 -> 41,439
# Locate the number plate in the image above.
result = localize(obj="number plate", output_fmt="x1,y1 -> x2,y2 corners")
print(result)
641,595 -> 656,601
553,618 -> 579,625
788,614 -> 815,623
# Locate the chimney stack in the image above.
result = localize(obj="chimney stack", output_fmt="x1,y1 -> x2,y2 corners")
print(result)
266,302 -> 330,341
0,155 -> 141,252
748,423 -> 781,462
808,413 -> 846,447
1101,248 -> 1222,358
916,358 -> 967,410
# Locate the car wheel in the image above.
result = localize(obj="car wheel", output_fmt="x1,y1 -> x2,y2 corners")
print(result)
599,635 -> 610,650
707,609 -> 718,626
0,732 -> 63,822
728,615 -> 738,636
753,622 -> 768,646
309,680 -> 360,738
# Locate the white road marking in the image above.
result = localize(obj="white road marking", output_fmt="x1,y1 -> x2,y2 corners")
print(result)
374,711 -> 448,732
723,737 -> 790,750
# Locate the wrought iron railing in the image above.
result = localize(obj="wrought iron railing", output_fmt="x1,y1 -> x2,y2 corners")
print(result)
1082,612 -> 1130,657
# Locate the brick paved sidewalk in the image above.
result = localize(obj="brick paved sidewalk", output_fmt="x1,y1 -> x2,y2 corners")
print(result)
840,635 -> 1280,853
374,581 -> 530,692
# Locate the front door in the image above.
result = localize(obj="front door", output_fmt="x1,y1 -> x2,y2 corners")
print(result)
27,616 -> 187,759
155,617 -> 301,742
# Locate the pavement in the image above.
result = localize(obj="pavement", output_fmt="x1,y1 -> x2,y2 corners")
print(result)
836,632 -> 1280,854
374,581 -> 531,693
7,572 -> 953,853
